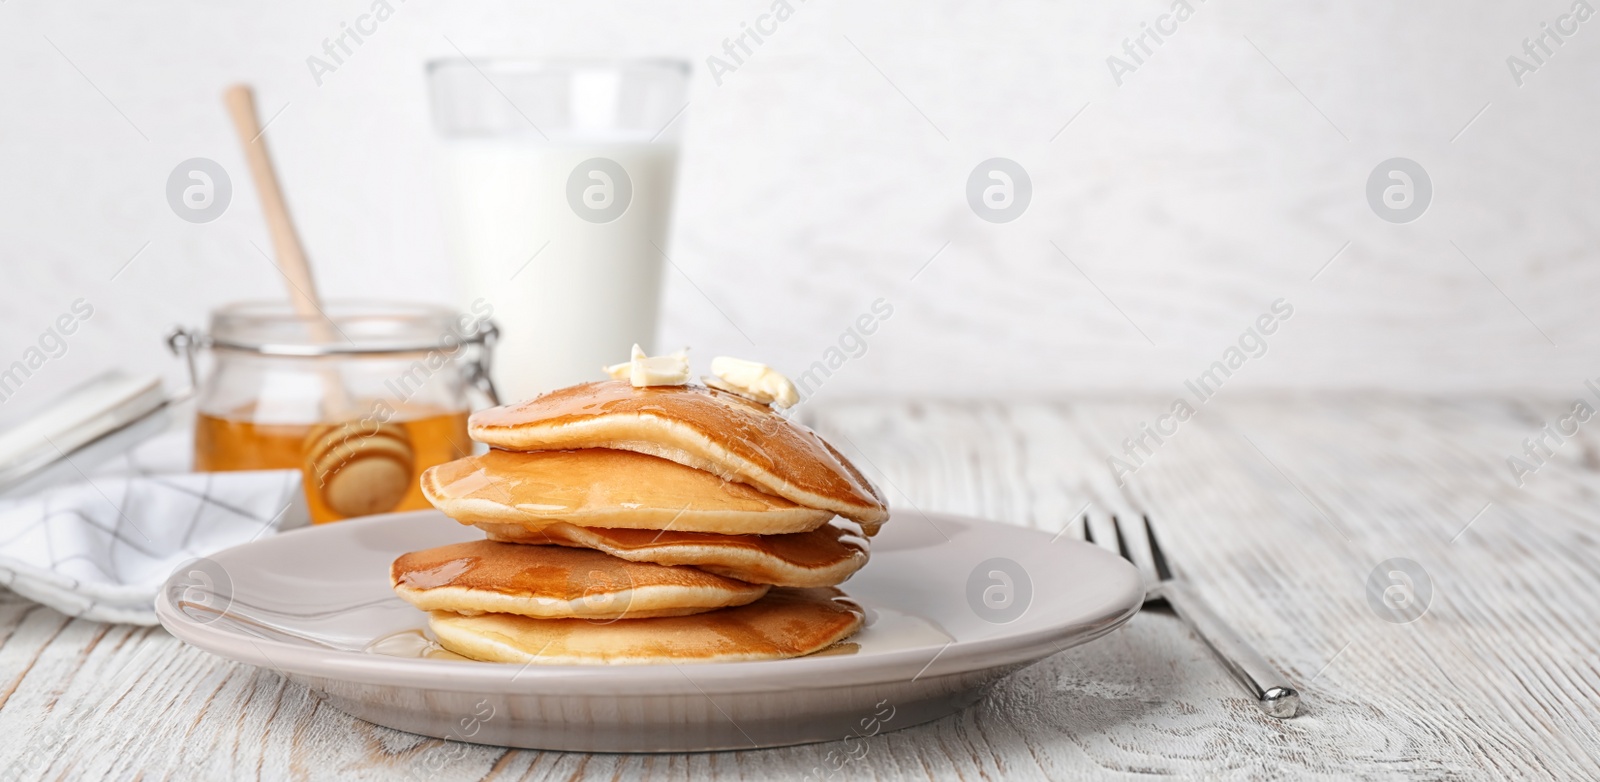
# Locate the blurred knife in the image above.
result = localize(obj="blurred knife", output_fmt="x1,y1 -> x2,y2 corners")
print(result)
0,371 -> 175,496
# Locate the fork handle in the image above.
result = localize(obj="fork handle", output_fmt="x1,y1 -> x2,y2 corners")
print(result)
1160,581 -> 1301,718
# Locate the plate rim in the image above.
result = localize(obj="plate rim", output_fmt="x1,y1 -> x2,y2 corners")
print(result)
156,510 -> 1144,694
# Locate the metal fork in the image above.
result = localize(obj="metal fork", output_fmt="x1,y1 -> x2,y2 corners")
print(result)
1086,513 -> 1301,719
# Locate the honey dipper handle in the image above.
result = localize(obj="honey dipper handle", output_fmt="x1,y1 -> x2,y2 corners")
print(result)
222,85 -> 326,334
223,83 -> 352,414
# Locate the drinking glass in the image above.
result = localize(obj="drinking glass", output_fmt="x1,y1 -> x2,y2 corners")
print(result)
428,58 -> 691,400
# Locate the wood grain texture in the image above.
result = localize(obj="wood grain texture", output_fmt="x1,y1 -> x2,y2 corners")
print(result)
3,395 -> 1599,780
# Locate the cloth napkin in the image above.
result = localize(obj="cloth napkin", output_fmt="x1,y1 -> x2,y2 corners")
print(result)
0,430 -> 307,625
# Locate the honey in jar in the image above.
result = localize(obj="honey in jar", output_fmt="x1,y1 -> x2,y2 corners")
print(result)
172,300 -> 499,524
195,406 -> 470,524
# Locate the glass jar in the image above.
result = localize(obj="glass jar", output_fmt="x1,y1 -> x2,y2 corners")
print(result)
167,300 -> 499,524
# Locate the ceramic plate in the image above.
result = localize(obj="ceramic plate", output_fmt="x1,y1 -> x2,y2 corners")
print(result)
155,510 -> 1142,752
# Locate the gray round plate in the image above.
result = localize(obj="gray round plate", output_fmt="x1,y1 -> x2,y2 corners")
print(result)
155,510 -> 1142,752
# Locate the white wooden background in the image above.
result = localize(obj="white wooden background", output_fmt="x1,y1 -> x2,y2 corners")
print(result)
3,0 -> 1599,426
3,395 -> 1597,780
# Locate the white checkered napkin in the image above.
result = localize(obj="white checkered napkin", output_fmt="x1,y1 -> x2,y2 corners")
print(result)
0,468 -> 308,625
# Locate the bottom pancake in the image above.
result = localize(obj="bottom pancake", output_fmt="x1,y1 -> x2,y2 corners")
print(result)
392,540 -> 768,620
476,520 -> 869,587
429,587 -> 865,665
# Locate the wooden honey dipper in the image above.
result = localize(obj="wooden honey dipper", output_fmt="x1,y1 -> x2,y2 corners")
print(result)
223,84 -> 415,519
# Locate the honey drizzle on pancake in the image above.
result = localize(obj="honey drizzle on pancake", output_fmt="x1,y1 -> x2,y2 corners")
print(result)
392,540 -> 760,599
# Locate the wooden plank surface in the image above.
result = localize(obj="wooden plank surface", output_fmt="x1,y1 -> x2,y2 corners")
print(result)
2,395 -> 1597,780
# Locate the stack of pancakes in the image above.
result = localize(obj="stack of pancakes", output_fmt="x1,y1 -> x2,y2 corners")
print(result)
390,379 -> 890,665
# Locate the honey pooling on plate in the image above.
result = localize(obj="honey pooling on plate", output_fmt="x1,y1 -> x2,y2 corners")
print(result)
195,405 -> 470,524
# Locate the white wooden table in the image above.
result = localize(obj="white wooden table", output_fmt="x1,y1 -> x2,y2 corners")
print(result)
3,395 -> 1596,779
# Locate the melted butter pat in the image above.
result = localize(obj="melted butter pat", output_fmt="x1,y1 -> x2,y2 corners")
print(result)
604,344 -> 689,387
707,357 -> 799,408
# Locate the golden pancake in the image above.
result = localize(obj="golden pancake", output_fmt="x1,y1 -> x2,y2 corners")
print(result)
421,448 -> 835,535
428,587 -> 864,665
477,519 -> 870,588
468,381 -> 889,532
391,540 -> 768,620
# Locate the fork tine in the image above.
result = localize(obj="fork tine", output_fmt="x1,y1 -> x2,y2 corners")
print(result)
1143,514 -> 1175,581
1109,515 -> 1132,561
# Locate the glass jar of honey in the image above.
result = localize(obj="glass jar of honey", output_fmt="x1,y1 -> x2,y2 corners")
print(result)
168,300 -> 499,524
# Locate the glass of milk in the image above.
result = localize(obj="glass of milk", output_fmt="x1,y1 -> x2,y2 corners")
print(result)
428,58 -> 689,400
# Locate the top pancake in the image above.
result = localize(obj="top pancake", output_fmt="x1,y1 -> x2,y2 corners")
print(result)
422,448 -> 834,535
469,381 -> 889,532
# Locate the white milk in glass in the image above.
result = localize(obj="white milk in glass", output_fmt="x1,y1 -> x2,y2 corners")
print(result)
438,137 -> 678,400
